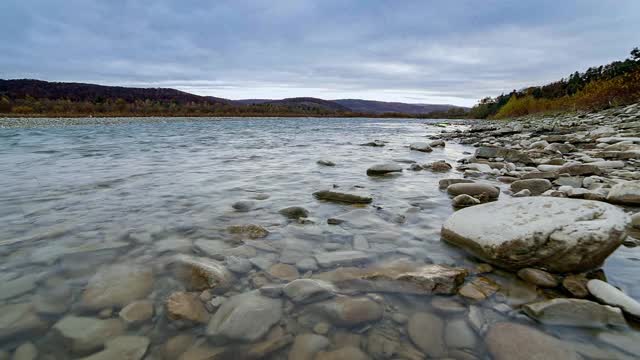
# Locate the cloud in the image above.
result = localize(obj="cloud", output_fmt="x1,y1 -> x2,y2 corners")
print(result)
1,0 -> 639,106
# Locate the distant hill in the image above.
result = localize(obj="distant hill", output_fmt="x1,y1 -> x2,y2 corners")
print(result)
237,97 -> 351,112
333,99 -> 465,114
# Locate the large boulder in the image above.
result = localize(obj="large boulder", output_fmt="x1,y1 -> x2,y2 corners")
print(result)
441,197 -> 628,272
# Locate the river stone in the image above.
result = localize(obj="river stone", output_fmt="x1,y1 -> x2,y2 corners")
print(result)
475,146 -> 533,164
279,206 -> 310,219
53,316 -> 125,354
407,312 -> 446,358
268,263 -> 300,281
315,347 -> 369,360
13,342 -> 37,360
317,160 -> 336,166
0,303 -> 46,342
587,279 -> 640,318
439,178 -> 474,189
409,142 -> 433,152
225,256 -> 252,274
517,268 -> 558,288
288,334 -> 330,360
0,273 -> 40,301
232,200 -> 255,212
558,163 -> 603,176
227,224 -> 269,239
523,298 -> 627,328
607,181 -> 640,205
441,197 -> 629,272
486,322 -> 580,360
283,279 -> 336,304
81,264 -> 153,310
452,194 -> 481,208
366,163 -> 403,176
510,179 -> 552,196
119,300 -> 154,326
444,318 -> 477,349
314,296 -> 383,327
313,190 -> 372,204
171,255 -> 234,292
562,274 -> 589,298
315,251 -> 372,268
166,292 -> 210,324
446,183 -> 499,199
79,336 -> 150,360
206,291 -> 282,342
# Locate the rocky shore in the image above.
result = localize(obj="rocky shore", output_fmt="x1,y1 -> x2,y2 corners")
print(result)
2,105 -> 640,360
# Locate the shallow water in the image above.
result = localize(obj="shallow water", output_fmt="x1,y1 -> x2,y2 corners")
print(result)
1,117 -> 639,359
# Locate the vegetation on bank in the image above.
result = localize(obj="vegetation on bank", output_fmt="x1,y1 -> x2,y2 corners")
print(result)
469,47 -> 640,119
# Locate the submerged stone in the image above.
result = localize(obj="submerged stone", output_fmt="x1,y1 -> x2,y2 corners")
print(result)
313,190 -> 372,204
366,163 -> 403,176
80,264 -> 153,310
522,298 -> 627,328
485,322 -> 580,360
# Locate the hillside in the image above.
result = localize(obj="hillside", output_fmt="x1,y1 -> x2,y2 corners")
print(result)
238,97 -> 351,112
333,99 -> 464,114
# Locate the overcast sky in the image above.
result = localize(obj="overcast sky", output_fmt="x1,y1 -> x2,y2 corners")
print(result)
1,0 -> 639,106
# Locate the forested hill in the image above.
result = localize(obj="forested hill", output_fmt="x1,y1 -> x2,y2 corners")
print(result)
470,47 -> 640,119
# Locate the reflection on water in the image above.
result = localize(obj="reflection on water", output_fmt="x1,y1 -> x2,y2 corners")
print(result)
0,117 -> 638,359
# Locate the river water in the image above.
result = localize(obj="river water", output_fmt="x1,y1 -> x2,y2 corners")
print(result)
0,117 -> 638,359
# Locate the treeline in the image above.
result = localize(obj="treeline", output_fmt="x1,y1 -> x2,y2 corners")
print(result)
469,47 -> 640,119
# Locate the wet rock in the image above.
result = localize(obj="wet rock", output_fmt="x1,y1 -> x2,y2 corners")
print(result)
512,189 -> 531,197
119,300 -> 154,326
314,296 -> 383,327
458,277 -> 499,300
313,190 -> 372,204
558,163 -> 603,176
32,285 -> 72,315
361,140 -> 385,147
631,213 -> 640,228
485,322 -> 580,360
446,183 -> 500,199
0,274 -> 40,301
607,181 -> 640,205
315,250 -> 373,268
431,297 -> 467,314
313,322 -> 330,335
81,264 -> 153,310
166,292 -> 210,324
225,256 -> 252,274
317,160 -> 336,166
430,139 -> 446,147
409,142 -> 433,152
258,284 -> 284,298
296,258 -> 318,272
283,279 -> 336,304
79,336 -> 149,360
12,342 -> 37,360
523,298 -> 626,328
216,333 -> 293,360
53,316 -> 125,354
510,179 -> 552,196
227,224 -> 269,239
315,347 -> 369,360
279,206 -> 310,219
164,334 -> 195,359
562,274 -> 589,298
429,160 -> 452,172
441,197 -> 628,272
597,331 -> 640,355
407,312 -> 446,358
206,291 -> 282,342
232,200 -> 256,212
171,255 -> 234,292
445,318 -> 477,349
517,268 -> 558,288
288,334 -> 330,360
521,171 -> 559,180
587,279 -> 640,318
268,263 -> 300,281
452,194 -> 481,208
475,147 -> 533,164
366,163 -> 403,176
439,178 -> 474,189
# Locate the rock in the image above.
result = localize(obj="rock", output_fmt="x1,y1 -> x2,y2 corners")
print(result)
510,179 -> 552,196
475,147 -> 532,164
486,322 -> 580,360
315,347 -> 369,360
430,139 -> 446,147
81,264 -> 153,310
314,296 -> 383,327
407,312 -> 446,358
409,142 -> 433,152
446,183 -> 499,199
296,258 -> 318,272
597,331 -> 640,355
12,342 -> 37,360
512,189 -> 531,197
441,197 -> 629,272
366,163 -> 403,176
517,268 -> 558,288
288,334 -> 330,360
268,263 -> 300,281
632,213 -> 640,229
562,274 -> 589,298
313,322 -> 330,335
445,319 -> 477,349
452,194 -> 481,208
53,316 -> 125,354
166,292 -> 210,324
458,277 -> 499,300
439,178 -> 474,189
361,140 -> 385,147
119,300 -> 154,326
558,163 -> 603,176
283,279 -> 336,304
232,200 -> 255,212
431,297 -> 467,314
227,224 -> 269,239
206,291 -> 282,342
521,171 -> 559,180
171,255 -> 235,292
0,274 -> 39,301
316,262 -> 467,295
225,256 -> 252,274
279,206 -> 310,219
607,181 -> 640,205
164,334 -> 195,359
429,160 -> 452,172
587,279 -> 640,318
317,160 -> 336,166
313,190 -> 372,204
79,336 -> 150,360
523,298 -> 627,328
315,251 -> 372,268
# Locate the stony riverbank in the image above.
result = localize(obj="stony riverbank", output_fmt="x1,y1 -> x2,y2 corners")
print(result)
1,109 -> 640,360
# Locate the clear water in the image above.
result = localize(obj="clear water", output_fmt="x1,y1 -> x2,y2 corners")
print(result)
0,117 -> 638,359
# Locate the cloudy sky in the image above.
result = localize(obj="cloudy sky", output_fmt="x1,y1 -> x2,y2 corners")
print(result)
1,1 -> 639,106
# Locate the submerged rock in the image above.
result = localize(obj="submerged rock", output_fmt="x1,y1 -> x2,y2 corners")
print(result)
227,224 -> 269,239
119,300 -> 154,326
53,316 -> 125,354
315,251 -> 373,268
441,197 -> 629,272
80,264 -> 153,310
166,292 -> 210,324
446,183 -> 499,199
313,190 -> 372,204
366,163 -> 403,176
315,347 -> 369,360
407,312 -> 446,358
0,303 -> 47,342
171,255 -> 235,292
587,279 -> 640,318
279,206 -> 310,219
79,336 -> 149,360
288,334 -> 330,360
283,279 -> 336,304
317,160 -> 336,166
517,268 -> 558,288
409,142 -> 433,152
485,322 -> 580,360
522,298 -> 627,328
313,296 -> 383,327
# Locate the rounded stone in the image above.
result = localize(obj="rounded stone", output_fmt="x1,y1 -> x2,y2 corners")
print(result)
447,183 -> 499,199
441,197 -> 629,272
587,279 -> 640,318
510,179 -> 552,196
407,312 -> 446,358
366,163 -> 403,176
517,268 -> 558,288
279,206 -> 310,219
452,194 -> 481,208
486,322 -> 580,360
